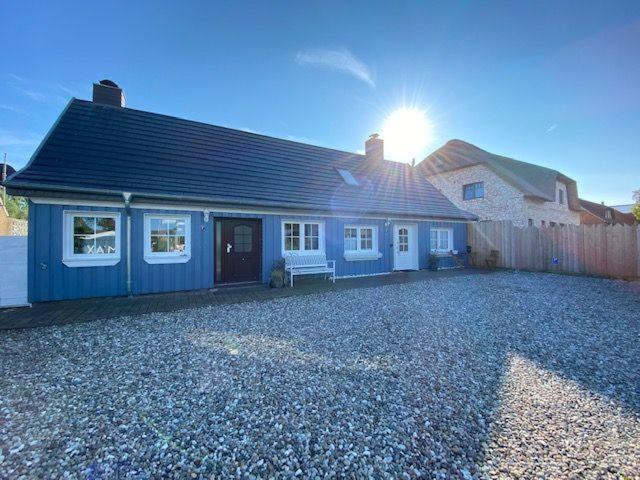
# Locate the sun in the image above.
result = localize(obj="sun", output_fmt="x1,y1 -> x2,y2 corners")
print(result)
381,107 -> 434,163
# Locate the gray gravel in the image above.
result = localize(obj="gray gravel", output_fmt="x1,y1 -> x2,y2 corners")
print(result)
1,271 -> 638,479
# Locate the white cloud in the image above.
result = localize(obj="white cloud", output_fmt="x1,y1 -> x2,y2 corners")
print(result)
545,123 -> 558,134
20,89 -> 47,102
295,48 -> 375,87
7,73 -> 25,82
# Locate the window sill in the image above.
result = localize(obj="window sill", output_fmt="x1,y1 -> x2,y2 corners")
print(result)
343,251 -> 382,261
63,257 -> 121,268
144,254 -> 191,265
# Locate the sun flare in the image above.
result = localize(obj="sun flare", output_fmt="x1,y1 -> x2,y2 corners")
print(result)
381,107 -> 434,163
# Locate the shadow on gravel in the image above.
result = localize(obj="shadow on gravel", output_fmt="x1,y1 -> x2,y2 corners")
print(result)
1,272 -> 638,478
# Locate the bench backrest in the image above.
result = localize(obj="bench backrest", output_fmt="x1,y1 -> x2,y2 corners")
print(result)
285,253 -> 328,268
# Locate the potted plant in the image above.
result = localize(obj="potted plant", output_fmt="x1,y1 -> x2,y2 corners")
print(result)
428,253 -> 439,271
269,259 -> 287,288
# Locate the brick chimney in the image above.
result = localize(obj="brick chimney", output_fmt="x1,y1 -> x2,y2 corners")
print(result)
92,79 -> 125,107
365,133 -> 383,163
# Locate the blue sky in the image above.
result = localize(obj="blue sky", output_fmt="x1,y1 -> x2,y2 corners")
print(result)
1,0 -> 638,204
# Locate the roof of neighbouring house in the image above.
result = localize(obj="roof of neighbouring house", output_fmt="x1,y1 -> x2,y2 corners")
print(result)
5,99 -> 476,220
1,163 -> 16,182
418,139 -> 582,211
579,199 -> 636,225
611,204 -> 633,214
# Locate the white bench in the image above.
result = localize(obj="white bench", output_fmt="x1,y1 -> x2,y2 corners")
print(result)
284,254 -> 336,287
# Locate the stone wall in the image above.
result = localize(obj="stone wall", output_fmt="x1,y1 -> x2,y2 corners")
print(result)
426,166 -> 580,228
524,180 -> 581,227
0,208 -> 28,236
426,164 -> 528,225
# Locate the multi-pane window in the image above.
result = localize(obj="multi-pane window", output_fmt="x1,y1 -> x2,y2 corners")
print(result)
150,217 -> 187,253
63,211 -> 121,267
360,228 -> 373,250
430,227 -> 453,253
344,226 -> 376,252
283,221 -> 323,253
344,227 -> 358,251
73,216 -> 117,255
305,224 -> 319,250
398,228 -> 409,252
144,215 -> 191,264
463,182 -> 484,200
284,222 -> 300,251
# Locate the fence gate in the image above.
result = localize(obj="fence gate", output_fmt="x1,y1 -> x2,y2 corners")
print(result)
0,236 -> 29,307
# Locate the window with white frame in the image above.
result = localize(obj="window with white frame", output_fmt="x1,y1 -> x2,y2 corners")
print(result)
63,211 -> 121,267
144,214 -> 191,264
282,221 -> 323,254
344,225 -> 380,260
430,227 -> 453,253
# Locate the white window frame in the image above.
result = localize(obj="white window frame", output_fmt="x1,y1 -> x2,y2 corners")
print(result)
281,220 -> 325,256
144,214 -> 192,264
430,227 -> 454,254
343,225 -> 382,261
63,211 -> 121,267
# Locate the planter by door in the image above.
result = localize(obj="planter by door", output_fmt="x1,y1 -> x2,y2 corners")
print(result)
393,224 -> 419,270
216,219 -> 262,283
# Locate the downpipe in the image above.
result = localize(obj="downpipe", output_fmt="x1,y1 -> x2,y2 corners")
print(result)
123,192 -> 133,297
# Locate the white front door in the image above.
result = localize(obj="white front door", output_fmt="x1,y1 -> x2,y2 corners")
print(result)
393,224 -> 419,270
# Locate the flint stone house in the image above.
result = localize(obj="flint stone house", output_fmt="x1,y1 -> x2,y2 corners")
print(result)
4,81 -> 476,302
418,140 -> 582,228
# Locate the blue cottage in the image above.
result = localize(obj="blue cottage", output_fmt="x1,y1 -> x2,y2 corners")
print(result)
5,80 -> 476,302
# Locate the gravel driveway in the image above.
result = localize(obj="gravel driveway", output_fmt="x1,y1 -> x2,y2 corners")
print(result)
1,271 -> 638,479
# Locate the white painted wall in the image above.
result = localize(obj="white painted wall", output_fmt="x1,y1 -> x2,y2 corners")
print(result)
0,236 -> 29,307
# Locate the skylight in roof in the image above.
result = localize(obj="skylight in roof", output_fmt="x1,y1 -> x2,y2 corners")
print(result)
336,168 -> 359,186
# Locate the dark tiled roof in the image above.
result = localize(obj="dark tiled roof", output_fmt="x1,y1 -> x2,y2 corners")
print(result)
6,99 -> 475,220
419,139 -> 582,211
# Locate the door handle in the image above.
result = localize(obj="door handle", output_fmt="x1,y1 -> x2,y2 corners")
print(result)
226,243 -> 232,253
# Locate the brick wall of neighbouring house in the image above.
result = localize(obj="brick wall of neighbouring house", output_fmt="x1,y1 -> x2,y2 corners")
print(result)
426,165 -> 580,228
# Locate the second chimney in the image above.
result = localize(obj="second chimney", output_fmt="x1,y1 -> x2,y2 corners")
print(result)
365,133 -> 383,163
92,79 -> 125,107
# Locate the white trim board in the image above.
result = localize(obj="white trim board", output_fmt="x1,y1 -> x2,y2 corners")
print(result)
30,197 -> 473,223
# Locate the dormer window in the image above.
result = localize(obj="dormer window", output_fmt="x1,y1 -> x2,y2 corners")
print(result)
558,189 -> 565,205
336,168 -> 359,186
463,182 -> 484,200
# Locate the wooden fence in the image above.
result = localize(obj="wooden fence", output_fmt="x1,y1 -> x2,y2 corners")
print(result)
468,221 -> 639,279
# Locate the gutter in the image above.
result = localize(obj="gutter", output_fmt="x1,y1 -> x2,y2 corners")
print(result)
6,182 -> 477,222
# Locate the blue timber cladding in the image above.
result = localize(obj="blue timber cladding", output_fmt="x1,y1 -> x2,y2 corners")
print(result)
28,202 -> 127,302
27,202 -> 468,302
130,209 -> 214,295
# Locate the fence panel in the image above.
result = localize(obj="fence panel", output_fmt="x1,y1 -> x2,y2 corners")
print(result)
468,221 -> 639,279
